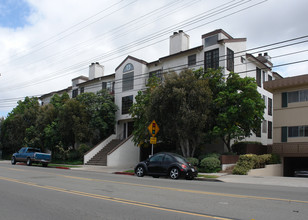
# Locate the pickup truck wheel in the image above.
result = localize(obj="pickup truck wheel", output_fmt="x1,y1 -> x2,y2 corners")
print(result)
26,158 -> 32,166
11,157 -> 16,165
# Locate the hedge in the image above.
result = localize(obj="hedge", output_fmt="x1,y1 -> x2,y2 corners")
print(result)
232,154 -> 272,175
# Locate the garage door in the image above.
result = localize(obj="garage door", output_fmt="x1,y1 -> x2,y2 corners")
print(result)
284,157 -> 308,177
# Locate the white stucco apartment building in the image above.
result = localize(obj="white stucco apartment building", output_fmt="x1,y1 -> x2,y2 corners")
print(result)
40,29 -> 275,166
114,29 -> 274,147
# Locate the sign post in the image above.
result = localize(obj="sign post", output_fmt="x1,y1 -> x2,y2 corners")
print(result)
148,120 -> 159,156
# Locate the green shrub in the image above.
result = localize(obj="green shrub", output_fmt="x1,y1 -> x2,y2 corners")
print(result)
187,157 -> 199,166
256,154 -> 271,168
268,153 -> 281,164
232,154 -> 272,175
200,157 -> 221,173
67,150 -> 80,161
78,144 -> 91,156
198,153 -> 220,161
232,165 -> 249,175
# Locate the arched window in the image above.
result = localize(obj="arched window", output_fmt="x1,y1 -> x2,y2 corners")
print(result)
122,63 -> 134,91
123,63 -> 134,73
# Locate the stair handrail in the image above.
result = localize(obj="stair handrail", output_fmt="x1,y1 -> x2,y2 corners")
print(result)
84,134 -> 116,164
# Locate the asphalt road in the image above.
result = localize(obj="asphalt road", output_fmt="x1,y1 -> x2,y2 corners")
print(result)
0,163 -> 307,220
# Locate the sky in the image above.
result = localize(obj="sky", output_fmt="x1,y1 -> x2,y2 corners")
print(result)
0,0 -> 308,118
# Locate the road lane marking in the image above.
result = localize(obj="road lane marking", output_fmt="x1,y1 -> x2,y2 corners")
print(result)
56,174 -> 308,204
0,176 -> 234,220
4,166 -> 308,204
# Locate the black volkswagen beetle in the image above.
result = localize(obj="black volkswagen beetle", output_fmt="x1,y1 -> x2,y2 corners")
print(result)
134,152 -> 198,180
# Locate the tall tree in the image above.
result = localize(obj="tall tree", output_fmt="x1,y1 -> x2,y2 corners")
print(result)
58,98 -> 89,149
76,90 -> 118,145
133,69 -> 212,157
130,76 -> 161,147
1,97 -> 40,155
202,69 -> 265,152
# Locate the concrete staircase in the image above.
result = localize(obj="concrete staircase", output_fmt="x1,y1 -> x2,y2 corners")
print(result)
85,139 -> 122,166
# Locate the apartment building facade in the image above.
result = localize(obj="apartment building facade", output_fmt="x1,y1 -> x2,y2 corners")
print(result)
264,74 -> 308,176
40,29 -> 275,166
40,62 -> 115,105
114,29 -> 274,151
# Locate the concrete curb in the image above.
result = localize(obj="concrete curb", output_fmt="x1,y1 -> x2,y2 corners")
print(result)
195,177 -> 223,182
113,172 -> 135,176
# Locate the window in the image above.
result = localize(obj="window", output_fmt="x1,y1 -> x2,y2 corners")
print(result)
288,126 -> 308,138
227,48 -> 234,71
80,87 -> 84,94
149,154 -> 164,162
268,74 -> 272,81
288,126 -> 299,137
122,95 -> 133,114
268,98 -> 272,116
256,67 -> 261,87
188,54 -> 196,66
268,121 -> 272,139
149,69 -> 162,81
123,63 -> 134,73
72,89 -> 78,98
122,72 -> 134,91
262,71 -> 266,84
262,120 -> 267,133
205,49 -> 219,70
164,155 -> 174,163
288,91 -> 299,103
283,90 -> 308,107
122,63 -> 134,92
103,81 -> 115,93
204,34 -> 218,46
263,95 -> 267,110
299,90 -> 308,102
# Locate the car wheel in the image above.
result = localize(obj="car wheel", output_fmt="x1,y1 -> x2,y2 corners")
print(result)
42,163 -> 48,167
11,157 -> 16,165
135,166 -> 145,177
169,167 -> 180,179
26,158 -> 32,166
186,176 -> 194,180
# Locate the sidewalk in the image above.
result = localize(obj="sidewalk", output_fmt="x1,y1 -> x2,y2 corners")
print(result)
217,174 -> 308,188
72,165 -> 308,188
2,160 -> 307,188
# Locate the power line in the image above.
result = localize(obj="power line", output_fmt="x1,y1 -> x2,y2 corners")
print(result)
4,29 -> 308,93
2,53 -> 308,108
0,0 -> 133,66
1,0 -> 254,85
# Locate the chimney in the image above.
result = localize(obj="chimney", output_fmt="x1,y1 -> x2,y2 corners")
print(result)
89,62 -> 104,80
169,30 -> 190,55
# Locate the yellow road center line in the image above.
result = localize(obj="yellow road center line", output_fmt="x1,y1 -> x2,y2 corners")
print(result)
4,167 -> 308,204
0,176 -> 233,220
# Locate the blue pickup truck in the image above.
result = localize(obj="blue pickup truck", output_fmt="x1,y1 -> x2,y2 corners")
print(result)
11,147 -> 51,167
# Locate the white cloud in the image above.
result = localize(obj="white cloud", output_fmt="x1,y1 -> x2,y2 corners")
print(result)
0,0 -> 308,117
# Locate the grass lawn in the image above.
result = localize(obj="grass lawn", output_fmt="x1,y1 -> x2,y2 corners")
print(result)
197,174 -> 219,179
48,164 -> 82,168
124,170 -> 135,173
